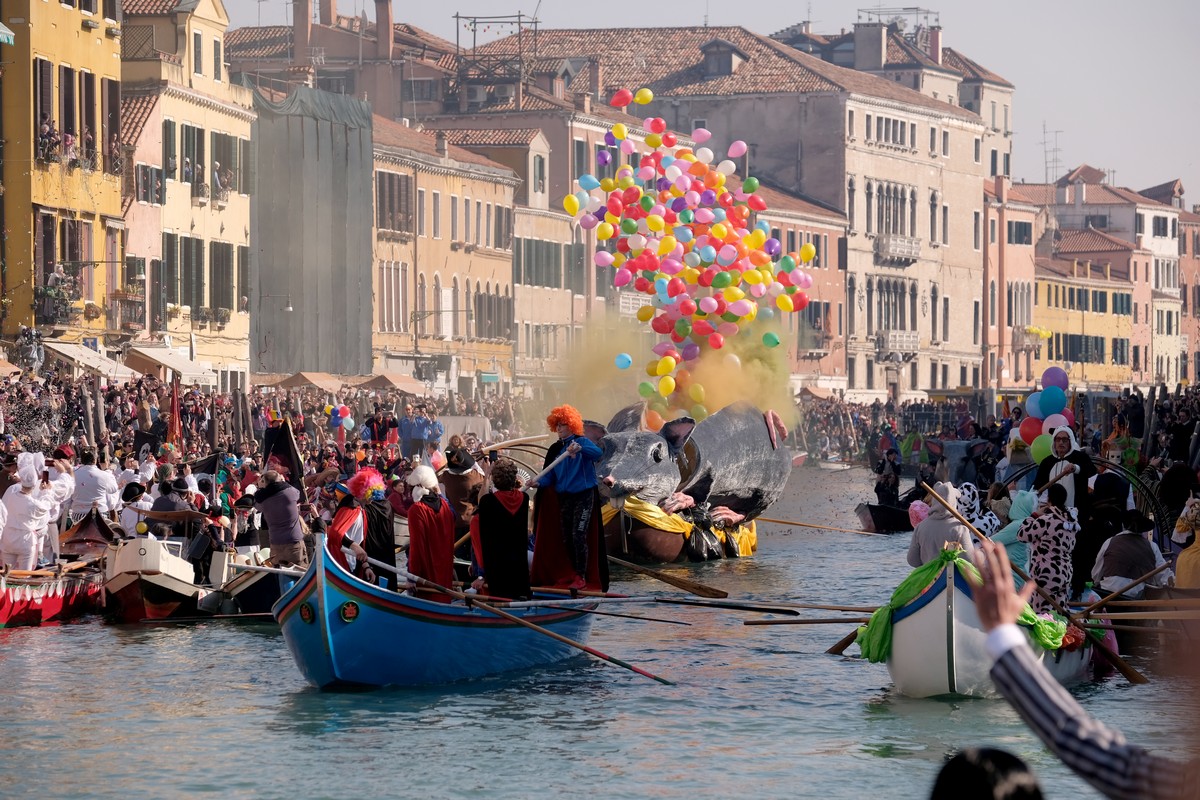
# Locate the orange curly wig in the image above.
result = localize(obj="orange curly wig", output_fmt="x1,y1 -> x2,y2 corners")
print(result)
546,405 -> 583,436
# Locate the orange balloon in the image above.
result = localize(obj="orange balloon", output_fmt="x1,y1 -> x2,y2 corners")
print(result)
734,241 -> 749,259
645,410 -> 665,432
688,161 -> 709,177
703,171 -> 722,188
749,251 -> 771,267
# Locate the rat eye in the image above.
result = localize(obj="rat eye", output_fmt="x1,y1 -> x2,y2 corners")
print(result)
652,444 -> 664,464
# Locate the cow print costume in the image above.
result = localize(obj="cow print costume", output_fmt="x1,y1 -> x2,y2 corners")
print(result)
956,482 -> 1002,538
1017,503 -> 1081,614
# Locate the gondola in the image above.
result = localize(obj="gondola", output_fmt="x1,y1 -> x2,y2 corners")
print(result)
273,536 -> 596,689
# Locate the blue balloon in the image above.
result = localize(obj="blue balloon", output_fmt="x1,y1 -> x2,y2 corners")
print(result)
615,353 -> 633,369
329,414 -> 342,428
1039,385 -> 1066,417
578,174 -> 600,191
1026,391 -> 1044,420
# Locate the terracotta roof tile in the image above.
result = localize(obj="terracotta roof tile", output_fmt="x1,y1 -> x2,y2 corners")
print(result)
227,26 -> 293,59
373,116 -> 514,174
884,33 -> 941,70
434,128 -> 542,147
939,47 -> 1013,87
1009,179 -> 1172,209
1036,255 -> 1130,282
1180,210 -> 1200,224
120,94 -> 158,148
1138,179 -> 1184,205
1055,228 -> 1136,254
478,26 -> 976,121
1057,164 -> 1107,186
752,181 -> 846,225
122,0 -> 180,14
393,23 -> 456,54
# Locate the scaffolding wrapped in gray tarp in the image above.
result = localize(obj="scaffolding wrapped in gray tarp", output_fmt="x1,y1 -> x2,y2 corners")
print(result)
250,86 -> 374,376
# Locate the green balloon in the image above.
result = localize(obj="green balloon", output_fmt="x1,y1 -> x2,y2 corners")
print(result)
743,176 -> 760,193
762,332 -> 781,348
711,271 -> 733,289
690,404 -> 709,421
779,255 -> 796,271
678,209 -> 694,223
721,311 -> 740,323
638,381 -> 656,398
620,218 -> 639,235
674,319 -> 692,336
640,195 -> 655,211
1030,433 -> 1054,464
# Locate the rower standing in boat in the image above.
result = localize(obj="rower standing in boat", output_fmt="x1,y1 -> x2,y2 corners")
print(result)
405,464 -> 455,602
907,482 -> 975,567
1032,428 -> 1095,514
1091,510 -> 1173,599
469,458 -> 532,600
324,479 -> 376,585
872,448 -> 902,507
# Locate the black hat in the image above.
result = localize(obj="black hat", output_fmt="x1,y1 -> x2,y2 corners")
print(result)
121,482 -> 146,503
233,494 -> 256,511
1122,510 -> 1155,534
170,477 -> 191,495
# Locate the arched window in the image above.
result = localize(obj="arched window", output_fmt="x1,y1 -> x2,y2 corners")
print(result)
865,183 -> 874,234
463,279 -> 473,337
416,274 -> 427,335
433,275 -> 443,336
847,177 -> 856,230
451,276 -> 460,337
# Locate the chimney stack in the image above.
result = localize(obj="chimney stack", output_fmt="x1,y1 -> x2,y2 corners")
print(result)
319,0 -> 336,27
375,0 -> 393,60
800,21 -> 811,35
994,174 -> 1008,204
588,58 -> 604,105
436,130 -> 448,157
928,26 -> 943,65
853,23 -> 887,72
293,0 -> 313,64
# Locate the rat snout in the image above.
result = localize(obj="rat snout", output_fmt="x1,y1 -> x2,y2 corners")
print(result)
603,475 -> 615,487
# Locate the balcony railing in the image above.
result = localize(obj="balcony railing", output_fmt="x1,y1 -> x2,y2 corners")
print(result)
191,181 -> 210,206
877,329 -> 919,354
1011,329 -> 1040,352
108,292 -> 146,333
1182,334 -> 1190,352
874,234 -> 921,265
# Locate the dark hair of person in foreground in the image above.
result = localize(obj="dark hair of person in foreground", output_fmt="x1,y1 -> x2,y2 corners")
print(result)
930,747 -> 1044,800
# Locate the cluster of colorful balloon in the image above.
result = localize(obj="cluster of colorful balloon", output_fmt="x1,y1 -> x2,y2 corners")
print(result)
324,403 -> 356,432
1014,366 -> 1072,463
567,87 -> 816,426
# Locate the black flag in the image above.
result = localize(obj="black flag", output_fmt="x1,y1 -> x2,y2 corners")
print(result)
262,418 -> 305,491
133,430 -> 162,464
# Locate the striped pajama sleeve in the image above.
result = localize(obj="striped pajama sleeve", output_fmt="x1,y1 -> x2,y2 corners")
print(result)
990,642 -> 1196,800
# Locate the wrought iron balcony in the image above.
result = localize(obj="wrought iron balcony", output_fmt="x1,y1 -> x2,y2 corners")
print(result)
873,234 -> 921,265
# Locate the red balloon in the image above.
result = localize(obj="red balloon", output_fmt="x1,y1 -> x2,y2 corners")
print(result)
610,88 -> 633,108
776,271 -> 793,287
1062,408 -> 1075,428
650,315 -> 672,334
1018,416 -> 1042,446
662,132 -> 677,147
667,277 -> 686,297
708,333 -> 725,350
792,291 -> 809,311
692,320 -> 714,336
633,277 -> 651,293
622,187 -> 641,205
678,299 -> 697,316
650,118 -> 667,134
669,331 -> 686,343
339,406 -> 351,418
747,194 -> 768,211
698,269 -> 716,287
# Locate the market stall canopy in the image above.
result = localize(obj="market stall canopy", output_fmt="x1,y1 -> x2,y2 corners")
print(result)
125,346 -> 217,387
0,23 -> 15,46
42,341 -> 139,382
272,372 -> 357,393
797,386 -> 835,400
356,373 -> 425,394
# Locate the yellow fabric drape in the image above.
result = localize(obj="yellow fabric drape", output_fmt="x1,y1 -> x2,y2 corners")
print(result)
601,498 -> 757,556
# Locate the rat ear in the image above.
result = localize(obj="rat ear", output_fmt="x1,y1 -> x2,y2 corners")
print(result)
607,402 -> 647,433
659,417 -> 696,458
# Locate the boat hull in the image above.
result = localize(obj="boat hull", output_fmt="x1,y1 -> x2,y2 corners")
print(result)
603,518 -> 687,563
0,572 -> 104,628
274,539 -> 595,689
855,502 -> 912,533
817,460 -> 852,471
887,565 -> 1090,698
102,538 -> 206,624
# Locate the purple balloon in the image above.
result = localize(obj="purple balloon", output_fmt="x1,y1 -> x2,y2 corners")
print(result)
604,131 -> 617,146
764,238 -> 781,256
1041,366 -> 1069,392
670,197 -> 688,212
656,177 -> 672,192
596,151 -> 611,166
682,343 -> 701,361
700,189 -> 717,205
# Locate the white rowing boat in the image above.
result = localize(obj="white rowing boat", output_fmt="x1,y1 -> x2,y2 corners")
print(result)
817,459 -> 852,471
887,562 -> 1092,698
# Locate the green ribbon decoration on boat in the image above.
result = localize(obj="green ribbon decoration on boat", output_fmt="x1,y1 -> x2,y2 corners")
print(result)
855,548 -> 1066,663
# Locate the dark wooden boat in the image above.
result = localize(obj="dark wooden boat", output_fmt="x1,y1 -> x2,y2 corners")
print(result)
603,515 -> 687,563
855,502 -> 913,533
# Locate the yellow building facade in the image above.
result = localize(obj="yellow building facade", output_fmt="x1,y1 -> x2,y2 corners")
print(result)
121,0 -> 254,390
1031,257 -> 1134,389
1,0 -> 124,342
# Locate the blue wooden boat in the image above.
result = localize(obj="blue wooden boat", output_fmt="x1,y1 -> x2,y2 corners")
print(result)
273,537 -> 596,689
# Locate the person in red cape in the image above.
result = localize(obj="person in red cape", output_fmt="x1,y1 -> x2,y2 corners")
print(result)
529,406 -> 609,593
468,458 -> 531,600
405,464 -> 456,602
323,480 -> 376,585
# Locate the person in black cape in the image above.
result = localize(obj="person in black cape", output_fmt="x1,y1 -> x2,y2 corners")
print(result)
469,458 -> 532,600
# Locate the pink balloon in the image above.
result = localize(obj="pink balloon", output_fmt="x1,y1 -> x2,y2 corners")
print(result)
1062,408 -> 1075,427
727,140 -> 748,158
728,299 -> 754,317
637,166 -> 656,181
1041,414 -> 1068,435
613,268 -> 632,287
698,296 -> 719,314
651,342 -> 674,357
717,322 -> 739,336
749,283 -> 767,298
578,214 -> 598,230
694,208 -> 715,224
594,251 -> 615,267
659,258 -> 683,275
692,128 -> 712,143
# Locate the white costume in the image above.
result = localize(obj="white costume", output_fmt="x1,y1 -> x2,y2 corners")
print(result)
1,453 -> 73,570
70,463 -> 120,519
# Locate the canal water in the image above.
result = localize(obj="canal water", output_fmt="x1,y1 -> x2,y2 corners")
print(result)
1,467 -> 1195,799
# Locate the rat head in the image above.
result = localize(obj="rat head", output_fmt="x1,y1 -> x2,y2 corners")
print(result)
596,417 -> 695,508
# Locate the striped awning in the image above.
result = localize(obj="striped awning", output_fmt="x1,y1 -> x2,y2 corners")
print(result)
0,23 -> 15,46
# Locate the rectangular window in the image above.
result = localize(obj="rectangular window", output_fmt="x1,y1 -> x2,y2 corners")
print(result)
973,300 -> 980,345
213,39 -> 222,82
450,195 -> 459,240
34,59 -> 54,146
974,138 -> 981,163
847,110 -> 855,137
942,130 -> 949,156
432,191 -> 441,238
475,200 -> 482,245
1006,220 -> 1032,245
1135,213 -> 1145,235
180,237 -> 206,309
79,72 -> 97,162
973,211 -> 981,250
161,233 -> 179,305
236,245 -> 249,312
1153,216 -> 1169,237
865,114 -> 872,139
464,198 -> 470,243
375,171 -> 413,232
941,205 -> 949,245
573,139 -> 587,180
193,31 -> 203,74
59,66 -> 77,136
162,119 -> 176,180
417,188 -> 426,236
486,204 -> 493,248
929,127 -> 937,152
209,241 -> 235,311
990,149 -> 998,176
866,359 -> 875,390
991,101 -> 997,128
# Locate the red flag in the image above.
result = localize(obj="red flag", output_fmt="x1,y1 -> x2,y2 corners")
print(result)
336,418 -> 347,455
168,378 -> 182,446
1001,398 -> 1011,418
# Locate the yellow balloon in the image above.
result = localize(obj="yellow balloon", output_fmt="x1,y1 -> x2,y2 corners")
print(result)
742,269 -> 762,285
689,384 -> 705,403
656,356 -> 675,376
745,304 -> 758,321
135,521 -> 149,534
746,229 -> 766,249
682,267 -> 701,284
677,152 -> 697,162
645,133 -> 663,148
617,174 -> 635,189
800,242 -> 817,263
658,376 -> 676,396
709,222 -> 727,240
776,294 -> 795,312
563,195 -> 580,216
611,252 -> 626,267
723,286 -> 745,302
597,222 -> 614,240
600,177 -> 616,193
657,235 -> 677,256
637,305 -> 655,322
668,185 -> 685,197
634,87 -> 654,105
604,211 -> 619,225
646,361 -> 659,377
646,214 -> 665,232
612,123 -> 628,140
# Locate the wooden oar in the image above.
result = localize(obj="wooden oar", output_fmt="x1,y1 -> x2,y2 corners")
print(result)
607,555 -> 729,599
1084,611 -> 1200,621
765,600 -> 880,613
1034,469 -> 1075,495
7,555 -> 102,579
532,585 -> 632,599
540,605 -> 692,626
826,628 -> 861,655
919,481 -> 1149,685
481,434 -> 554,453
353,549 -> 676,685
1075,564 -> 1172,617
757,516 -> 887,537
655,597 -> 800,616
1080,623 -> 1181,635
1101,598 -> 1200,608
745,617 -> 873,626
530,449 -> 572,486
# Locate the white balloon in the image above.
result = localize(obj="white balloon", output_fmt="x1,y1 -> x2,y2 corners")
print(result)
716,159 -> 737,176
683,252 -> 702,267
628,233 -> 647,251
665,165 -> 682,181
696,147 -> 714,164
724,353 -> 742,369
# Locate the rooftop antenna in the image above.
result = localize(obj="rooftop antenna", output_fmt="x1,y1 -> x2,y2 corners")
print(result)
1039,120 -> 1063,183
704,0 -> 710,27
